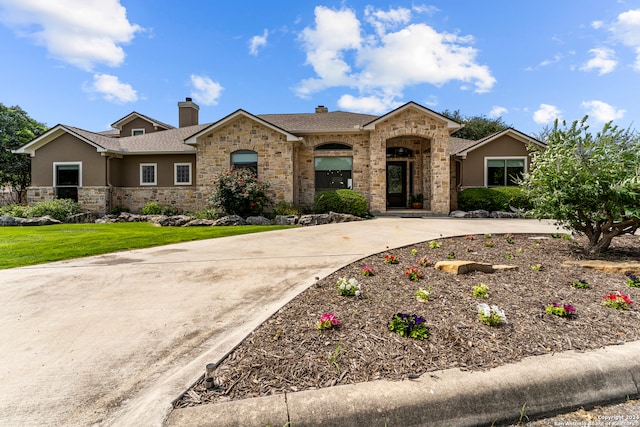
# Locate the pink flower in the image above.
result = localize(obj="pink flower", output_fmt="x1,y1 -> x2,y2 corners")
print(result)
316,313 -> 341,330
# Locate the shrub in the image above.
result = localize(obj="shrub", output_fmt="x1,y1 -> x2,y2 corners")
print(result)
314,189 -> 368,217
109,205 -> 130,215
141,202 -> 164,215
457,187 -> 531,212
193,208 -> 219,220
272,201 -> 302,217
209,168 -> 272,217
1,199 -> 80,221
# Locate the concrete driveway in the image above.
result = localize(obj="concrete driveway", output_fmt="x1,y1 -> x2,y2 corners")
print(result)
0,218 -> 561,426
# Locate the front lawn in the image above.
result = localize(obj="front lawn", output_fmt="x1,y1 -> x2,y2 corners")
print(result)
0,223 -> 293,269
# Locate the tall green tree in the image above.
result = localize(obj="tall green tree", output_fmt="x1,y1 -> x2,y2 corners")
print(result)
521,117 -> 640,253
440,109 -> 510,141
0,103 -> 47,203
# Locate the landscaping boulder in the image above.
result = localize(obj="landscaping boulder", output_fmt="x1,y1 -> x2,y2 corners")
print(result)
21,215 -> 62,226
0,215 -> 25,226
155,215 -> 192,227
274,215 -> 298,225
298,214 -> 331,226
65,212 -> 98,224
562,260 -> 640,276
213,215 -> 246,226
246,216 -> 272,226
435,260 -> 495,275
490,211 -> 520,218
449,210 -> 468,218
117,212 -> 146,222
328,212 -> 363,223
468,209 -> 490,218
184,219 -> 217,227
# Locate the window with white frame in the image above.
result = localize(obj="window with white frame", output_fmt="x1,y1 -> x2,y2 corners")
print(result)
53,162 -> 82,202
174,163 -> 192,185
140,163 -> 157,186
132,128 -> 145,136
485,157 -> 526,187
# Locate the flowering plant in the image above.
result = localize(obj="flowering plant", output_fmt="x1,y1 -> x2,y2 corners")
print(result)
572,279 -> 590,289
384,254 -> 399,264
405,266 -> 424,281
477,303 -> 507,326
361,266 -> 375,276
484,241 -> 495,248
316,313 -> 340,330
417,256 -> 432,267
209,168 -> 272,216
414,286 -> 431,301
472,283 -> 488,298
602,291 -> 633,310
389,313 -> 429,340
626,273 -> 640,288
545,302 -> 576,318
337,277 -> 361,297
428,240 -> 441,249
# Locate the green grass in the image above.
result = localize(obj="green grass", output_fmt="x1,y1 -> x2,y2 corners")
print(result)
0,222 -> 294,269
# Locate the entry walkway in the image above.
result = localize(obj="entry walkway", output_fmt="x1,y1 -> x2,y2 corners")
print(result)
0,218 -> 561,426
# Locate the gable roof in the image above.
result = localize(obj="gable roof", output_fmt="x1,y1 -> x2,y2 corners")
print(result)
451,128 -> 545,158
257,111 -> 378,133
363,101 -> 462,133
184,109 -> 302,145
110,112 -> 174,131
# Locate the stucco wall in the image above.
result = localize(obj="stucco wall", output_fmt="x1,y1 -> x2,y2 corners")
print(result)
117,154 -> 197,187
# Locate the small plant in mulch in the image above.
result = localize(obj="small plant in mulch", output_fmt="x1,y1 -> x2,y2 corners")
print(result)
316,313 -> 341,330
428,240 -> 441,249
411,249 -> 418,256
337,277 -> 360,296
484,233 -> 492,238
551,233 -> 562,238
516,248 -> 524,254
417,256 -> 432,267
545,302 -> 576,318
477,303 -> 506,326
472,283 -> 489,298
484,241 -> 495,248
389,313 -> 429,340
384,254 -> 399,264
446,252 -> 456,259
505,252 -> 513,260
504,233 -> 514,244
531,263 -> 543,271
625,273 -> 640,288
602,291 -> 633,310
361,265 -> 375,276
414,286 -> 431,302
405,266 -> 424,281
572,279 -> 590,289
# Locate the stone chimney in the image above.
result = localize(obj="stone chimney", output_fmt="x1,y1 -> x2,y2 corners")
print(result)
315,105 -> 328,113
178,97 -> 199,127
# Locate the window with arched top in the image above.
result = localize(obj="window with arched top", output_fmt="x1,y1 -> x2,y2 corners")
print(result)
386,147 -> 413,158
315,143 -> 352,151
231,150 -> 258,174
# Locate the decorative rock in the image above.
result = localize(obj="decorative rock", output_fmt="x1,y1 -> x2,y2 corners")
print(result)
298,214 -> 331,226
274,215 -> 298,225
492,264 -> 520,271
468,210 -> 490,218
328,212 -> 363,223
490,211 -> 520,218
213,215 -> 246,226
246,216 -> 272,226
21,215 -> 62,226
64,212 -> 98,224
184,219 -> 217,227
118,212 -> 146,222
155,215 -> 191,227
435,260 -> 495,275
449,210 -> 468,218
0,215 -> 26,226
561,260 -> 640,276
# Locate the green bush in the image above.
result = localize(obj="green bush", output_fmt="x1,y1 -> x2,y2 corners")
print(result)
458,187 -> 531,212
141,202 -> 182,216
314,189 -> 368,217
0,198 -> 81,221
272,201 -> 302,217
193,208 -> 219,220
209,168 -> 272,217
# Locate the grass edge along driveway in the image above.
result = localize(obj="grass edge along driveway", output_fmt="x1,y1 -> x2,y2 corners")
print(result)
0,222 -> 294,270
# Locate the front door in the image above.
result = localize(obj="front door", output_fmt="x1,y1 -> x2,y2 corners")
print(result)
386,162 -> 406,208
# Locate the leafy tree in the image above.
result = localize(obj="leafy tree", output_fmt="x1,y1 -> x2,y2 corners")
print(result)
521,117 -> 640,253
209,168 -> 272,217
0,103 -> 47,203
441,109 -> 510,141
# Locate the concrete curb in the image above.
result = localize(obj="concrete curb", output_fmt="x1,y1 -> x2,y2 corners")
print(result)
165,340 -> 640,427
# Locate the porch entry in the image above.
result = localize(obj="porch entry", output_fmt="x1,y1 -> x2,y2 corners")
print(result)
386,162 -> 406,208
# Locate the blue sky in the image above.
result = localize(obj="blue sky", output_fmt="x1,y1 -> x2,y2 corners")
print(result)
1,0 -> 639,137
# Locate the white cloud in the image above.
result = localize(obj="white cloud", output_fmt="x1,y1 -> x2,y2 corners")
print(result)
610,8 -> 640,71
533,104 -> 562,124
539,53 -> 563,67
0,0 -> 141,71
337,93 -> 402,114
84,73 -> 137,103
296,5 -> 495,108
249,29 -> 268,56
489,106 -> 508,118
580,47 -> 617,75
591,20 -> 604,30
581,100 -> 625,122
189,74 -> 223,106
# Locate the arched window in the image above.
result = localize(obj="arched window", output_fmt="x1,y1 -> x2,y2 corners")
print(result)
231,150 -> 258,174
315,143 -> 352,151
386,147 -> 413,158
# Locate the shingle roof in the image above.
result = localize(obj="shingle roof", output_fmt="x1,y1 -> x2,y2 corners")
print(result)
257,111 -> 379,133
449,137 -> 478,155
110,112 -> 175,131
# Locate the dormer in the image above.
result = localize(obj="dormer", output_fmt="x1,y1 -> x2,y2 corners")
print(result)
110,112 -> 175,137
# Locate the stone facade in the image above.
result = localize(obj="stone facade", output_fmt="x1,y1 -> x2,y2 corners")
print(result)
27,186 -> 110,215
111,187 -> 200,213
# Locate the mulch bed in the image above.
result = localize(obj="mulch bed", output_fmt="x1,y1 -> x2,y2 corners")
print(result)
175,232 -> 640,408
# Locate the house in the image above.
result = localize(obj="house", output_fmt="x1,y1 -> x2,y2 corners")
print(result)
14,99 -> 544,216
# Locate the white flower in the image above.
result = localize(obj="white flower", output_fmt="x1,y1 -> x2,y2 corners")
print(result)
477,303 -> 490,318
491,305 -> 506,321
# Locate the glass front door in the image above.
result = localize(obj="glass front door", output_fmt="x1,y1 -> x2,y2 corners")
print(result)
386,162 -> 406,208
